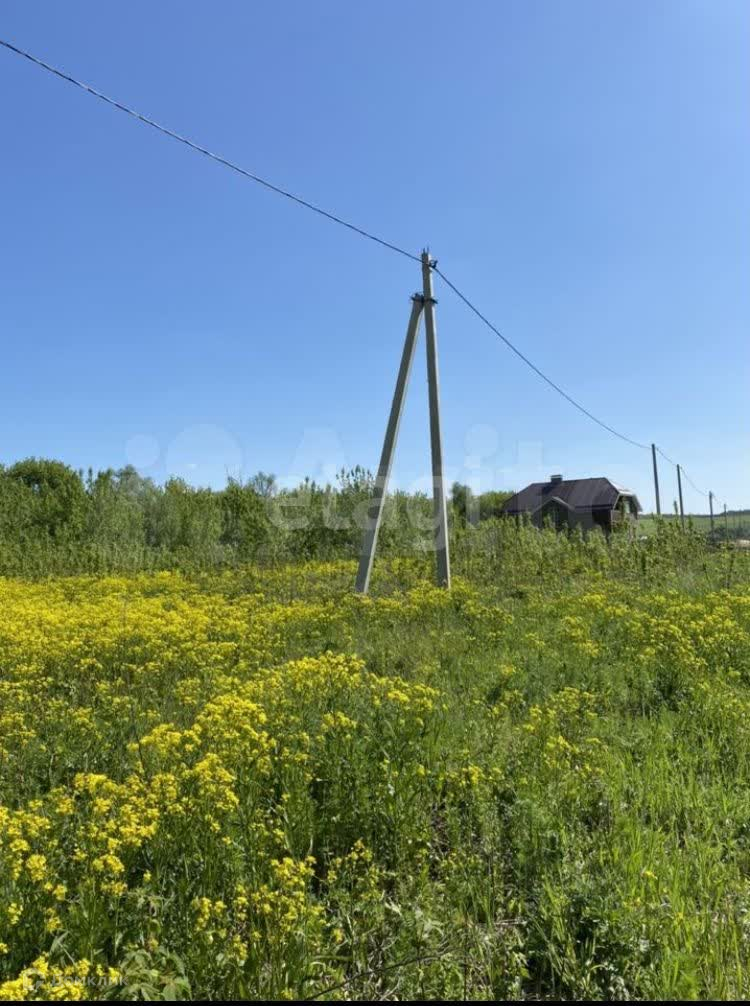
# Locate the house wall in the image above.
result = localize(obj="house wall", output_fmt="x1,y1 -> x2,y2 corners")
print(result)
529,506 -> 614,533
536,500 -> 571,531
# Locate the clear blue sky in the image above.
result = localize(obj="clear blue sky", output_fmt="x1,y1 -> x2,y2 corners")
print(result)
1,1 -> 747,512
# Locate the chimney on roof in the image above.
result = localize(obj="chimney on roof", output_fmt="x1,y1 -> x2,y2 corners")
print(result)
550,474 -> 563,484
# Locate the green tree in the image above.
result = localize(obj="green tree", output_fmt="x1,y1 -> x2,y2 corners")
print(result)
85,467 -> 147,547
221,478 -> 269,559
5,458 -> 87,541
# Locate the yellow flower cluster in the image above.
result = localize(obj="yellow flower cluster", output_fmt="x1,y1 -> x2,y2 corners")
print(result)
0,567 -> 453,999
558,588 -> 750,679
520,688 -> 605,786
0,957 -> 120,1002
1,560 -> 748,999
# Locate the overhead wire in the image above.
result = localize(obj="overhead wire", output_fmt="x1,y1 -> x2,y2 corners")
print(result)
0,35 -> 731,508
0,37 -> 421,264
433,265 -> 650,450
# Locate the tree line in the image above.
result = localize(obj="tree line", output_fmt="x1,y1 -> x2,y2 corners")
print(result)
0,458 -> 514,575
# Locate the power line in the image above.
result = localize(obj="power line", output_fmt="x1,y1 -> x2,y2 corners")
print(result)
656,447 -> 714,500
658,447 -> 733,516
0,36 -> 729,502
434,266 -> 650,450
655,446 -> 677,467
1,36 -> 652,454
678,467 -> 710,499
0,37 -> 420,264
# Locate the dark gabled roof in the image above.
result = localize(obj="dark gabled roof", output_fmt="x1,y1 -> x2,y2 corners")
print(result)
503,477 -> 641,515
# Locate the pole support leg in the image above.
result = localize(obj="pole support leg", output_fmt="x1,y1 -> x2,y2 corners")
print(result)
355,294 -> 425,594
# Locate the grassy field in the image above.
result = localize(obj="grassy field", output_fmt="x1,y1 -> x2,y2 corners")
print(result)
638,512 -> 750,538
1,524 -> 750,999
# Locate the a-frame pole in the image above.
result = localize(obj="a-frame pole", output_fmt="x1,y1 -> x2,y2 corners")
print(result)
651,443 -> 661,516
355,294 -> 425,594
677,464 -> 685,529
422,251 -> 451,588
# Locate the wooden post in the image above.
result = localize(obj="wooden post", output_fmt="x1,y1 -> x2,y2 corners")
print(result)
677,464 -> 685,529
709,491 -> 715,533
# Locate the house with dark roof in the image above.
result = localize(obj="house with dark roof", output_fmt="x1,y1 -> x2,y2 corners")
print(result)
502,474 -> 641,533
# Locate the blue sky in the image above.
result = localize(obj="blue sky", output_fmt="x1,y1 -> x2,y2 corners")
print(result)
1,1 -> 747,512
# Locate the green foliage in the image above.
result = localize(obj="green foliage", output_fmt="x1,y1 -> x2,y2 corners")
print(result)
2,544 -> 750,999
0,457 -> 736,589
0,470 -> 749,998
85,468 -> 147,548
0,460 -> 449,575
451,482 -> 513,526
4,458 -> 87,541
640,511 -> 750,542
220,477 -> 269,559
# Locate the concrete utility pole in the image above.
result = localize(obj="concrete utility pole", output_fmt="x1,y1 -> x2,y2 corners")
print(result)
651,443 -> 661,516
422,251 -> 451,588
355,250 -> 451,593
676,464 -> 685,529
709,491 -> 715,533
